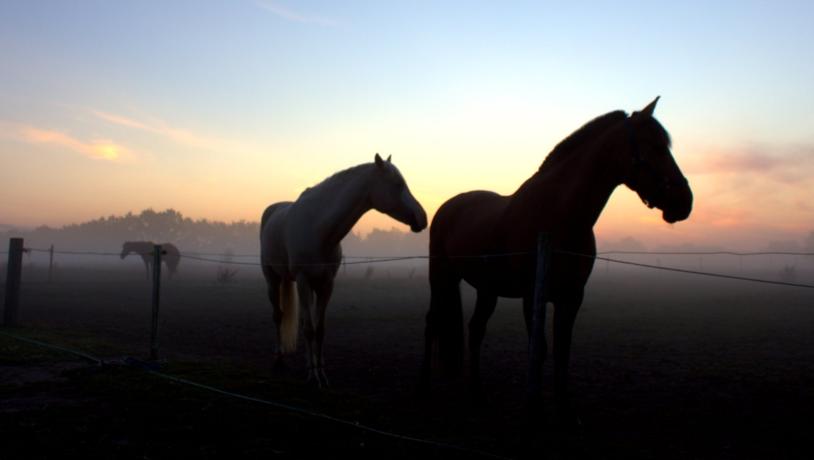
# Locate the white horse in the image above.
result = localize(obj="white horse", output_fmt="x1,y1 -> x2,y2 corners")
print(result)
120,241 -> 181,279
260,153 -> 427,387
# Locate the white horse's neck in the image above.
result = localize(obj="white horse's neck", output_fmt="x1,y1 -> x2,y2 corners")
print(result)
299,164 -> 374,249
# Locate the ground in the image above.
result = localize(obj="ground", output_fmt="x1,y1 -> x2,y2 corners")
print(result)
1,262 -> 813,459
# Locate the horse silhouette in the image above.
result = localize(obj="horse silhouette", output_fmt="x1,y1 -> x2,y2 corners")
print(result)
261,153 -> 427,388
421,98 -> 693,421
120,241 -> 180,279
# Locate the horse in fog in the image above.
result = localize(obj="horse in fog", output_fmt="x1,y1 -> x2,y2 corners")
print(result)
120,241 -> 180,279
422,97 -> 693,421
261,153 -> 427,388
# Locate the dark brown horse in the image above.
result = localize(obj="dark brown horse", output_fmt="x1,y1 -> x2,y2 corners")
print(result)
422,98 -> 692,418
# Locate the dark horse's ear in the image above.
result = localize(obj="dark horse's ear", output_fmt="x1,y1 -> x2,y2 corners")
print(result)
640,96 -> 660,117
386,154 -> 391,163
375,153 -> 385,169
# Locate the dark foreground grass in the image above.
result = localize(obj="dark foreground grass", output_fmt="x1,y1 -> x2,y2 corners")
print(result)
2,265 -> 814,459
0,331 -> 522,460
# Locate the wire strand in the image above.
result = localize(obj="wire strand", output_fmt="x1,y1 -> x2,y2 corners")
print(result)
557,250 -> 814,289
11,246 -> 814,289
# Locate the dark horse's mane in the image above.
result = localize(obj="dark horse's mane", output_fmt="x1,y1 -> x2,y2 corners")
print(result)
539,110 -> 628,171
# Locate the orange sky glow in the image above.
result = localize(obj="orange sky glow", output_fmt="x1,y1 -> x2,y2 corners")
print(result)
2,2 -> 812,251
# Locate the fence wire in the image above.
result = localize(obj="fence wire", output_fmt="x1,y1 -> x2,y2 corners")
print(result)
12,245 -> 814,290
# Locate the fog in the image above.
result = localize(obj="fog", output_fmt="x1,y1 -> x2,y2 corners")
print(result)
2,209 -> 811,284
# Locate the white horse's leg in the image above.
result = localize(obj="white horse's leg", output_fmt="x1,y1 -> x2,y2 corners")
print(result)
296,276 -> 323,387
313,279 -> 334,387
262,266 -> 285,368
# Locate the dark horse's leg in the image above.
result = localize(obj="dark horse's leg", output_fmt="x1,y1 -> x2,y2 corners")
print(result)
553,291 -> 584,424
420,258 -> 463,393
523,294 -> 548,409
262,265 -> 285,370
469,290 -> 497,400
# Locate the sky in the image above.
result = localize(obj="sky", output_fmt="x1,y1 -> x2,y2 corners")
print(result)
1,1 -> 813,249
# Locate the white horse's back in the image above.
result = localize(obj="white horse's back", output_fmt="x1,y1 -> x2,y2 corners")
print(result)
260,201 -> 294,277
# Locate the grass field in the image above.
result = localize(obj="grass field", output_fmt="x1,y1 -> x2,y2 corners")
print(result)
2,262 -> 813,459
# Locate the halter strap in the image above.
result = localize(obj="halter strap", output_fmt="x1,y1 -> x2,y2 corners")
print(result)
625,117 -> 644,166
624,116 -> 687,191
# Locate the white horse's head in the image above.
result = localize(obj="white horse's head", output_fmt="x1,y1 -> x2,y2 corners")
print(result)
368,153 -> 427,233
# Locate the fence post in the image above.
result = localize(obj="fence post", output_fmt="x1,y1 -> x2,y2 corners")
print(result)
3,238 -> 24,327
150,244 -> 162,361
48,244 -> 54,283
527,233 -> 550,403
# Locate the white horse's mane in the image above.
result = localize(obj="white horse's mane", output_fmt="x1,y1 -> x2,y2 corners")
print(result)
298,162 -> 375,200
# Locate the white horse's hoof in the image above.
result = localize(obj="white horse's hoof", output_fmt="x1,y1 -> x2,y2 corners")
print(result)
306,367 -> 330,389
317,368 -> 330,389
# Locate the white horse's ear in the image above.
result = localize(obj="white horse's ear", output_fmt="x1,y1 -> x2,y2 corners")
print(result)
375,153 -> 385,168
641,96 -> 660,117
386,154 -> 391,163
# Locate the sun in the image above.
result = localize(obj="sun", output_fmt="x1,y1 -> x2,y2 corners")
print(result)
91,142 -> 121,160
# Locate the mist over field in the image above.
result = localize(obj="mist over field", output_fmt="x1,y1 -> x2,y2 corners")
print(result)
3,208 -> 812,285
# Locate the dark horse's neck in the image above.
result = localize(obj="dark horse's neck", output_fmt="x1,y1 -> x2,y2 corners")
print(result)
510,120 -> 629,233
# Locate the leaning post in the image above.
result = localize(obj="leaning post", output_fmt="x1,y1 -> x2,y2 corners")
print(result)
48,244 -> 55,283
150,244 -> 162,361
527,233 -> 551,403
3,238 -> 24,327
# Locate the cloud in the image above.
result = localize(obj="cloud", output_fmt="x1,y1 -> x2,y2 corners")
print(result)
255,0 -> 339,27
92,110 -> 245,153
684,144 -> 814,184
0,122 -> 130,161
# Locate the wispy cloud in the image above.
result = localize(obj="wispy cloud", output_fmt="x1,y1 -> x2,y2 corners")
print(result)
0,122 -> 130,161
684,144 -> 814,184
255,0 -> 339,27
92,110 -> 245,153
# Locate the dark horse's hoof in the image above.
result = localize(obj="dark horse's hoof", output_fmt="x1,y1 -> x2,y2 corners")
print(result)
416,381 -> 431,399
469,383 -> 492,408
525,395 -> 547,427
554,404 -> 583,432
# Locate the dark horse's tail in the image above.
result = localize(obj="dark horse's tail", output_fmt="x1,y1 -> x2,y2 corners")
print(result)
425,253 -> 465,377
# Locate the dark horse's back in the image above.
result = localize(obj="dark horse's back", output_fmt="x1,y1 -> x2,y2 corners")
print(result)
430,190 -> 536,297
430,191 -> 508,259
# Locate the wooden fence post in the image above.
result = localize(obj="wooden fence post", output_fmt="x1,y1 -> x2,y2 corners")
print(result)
3,238 -> 24,327
150,244 -> 162,361
527,233 -> 550,403
48,244 -> 54,283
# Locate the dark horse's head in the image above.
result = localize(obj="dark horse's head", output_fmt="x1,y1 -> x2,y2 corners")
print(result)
623,97 -> 693,223
120,241 -> 133,259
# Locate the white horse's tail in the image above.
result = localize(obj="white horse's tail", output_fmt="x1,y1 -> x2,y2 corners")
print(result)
279,280 -> 299,353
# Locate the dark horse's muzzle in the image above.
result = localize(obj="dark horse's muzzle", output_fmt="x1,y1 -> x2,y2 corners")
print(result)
660,177 -> 693,224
